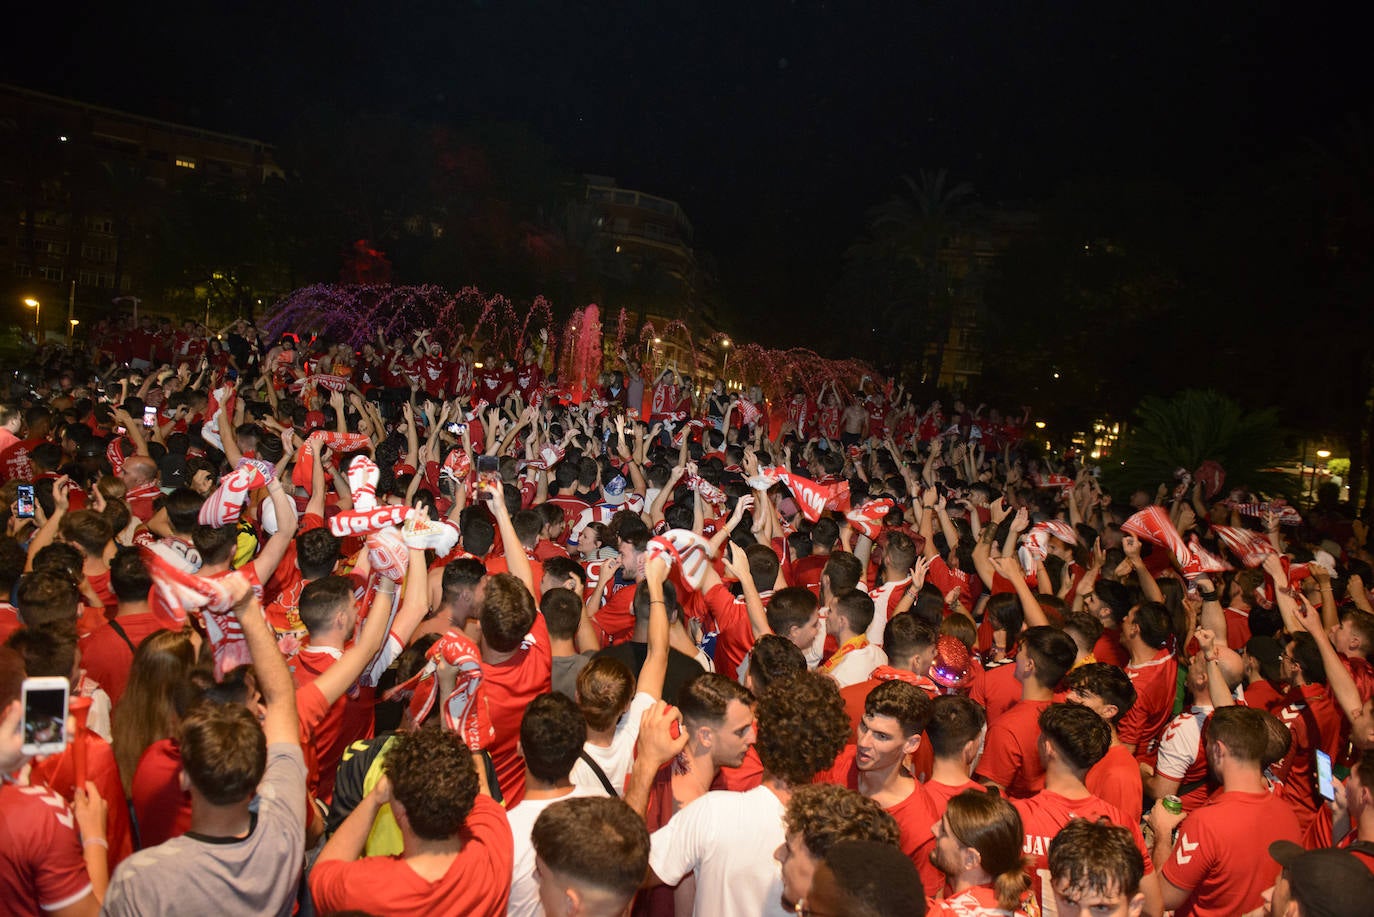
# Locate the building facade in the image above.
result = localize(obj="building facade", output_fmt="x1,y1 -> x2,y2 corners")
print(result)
0,83 -> 279,330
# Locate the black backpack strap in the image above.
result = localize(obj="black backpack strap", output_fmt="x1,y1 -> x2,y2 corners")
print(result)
107,619 -> 138,656
579,750 -> 619,797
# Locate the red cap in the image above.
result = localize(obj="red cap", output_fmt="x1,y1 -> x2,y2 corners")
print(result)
930,635 -> 974,688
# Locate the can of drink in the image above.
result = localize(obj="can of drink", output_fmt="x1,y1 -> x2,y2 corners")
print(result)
1162,795 -> 1183,815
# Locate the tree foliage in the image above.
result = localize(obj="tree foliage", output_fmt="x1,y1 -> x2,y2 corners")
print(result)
1106,389 -> 1294,498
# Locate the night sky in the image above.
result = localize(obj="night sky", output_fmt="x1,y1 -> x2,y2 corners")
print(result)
6,1 -> 1365,317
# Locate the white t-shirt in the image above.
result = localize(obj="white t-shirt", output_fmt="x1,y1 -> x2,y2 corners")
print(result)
828,643 -> 888,688
649,785 -> 790,917
570,692 -> 657,797
866,576 -> 910,646
505,786 -> 600,917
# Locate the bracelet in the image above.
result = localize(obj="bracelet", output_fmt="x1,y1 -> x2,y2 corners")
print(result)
1198,590 -> 1218,602
82,837 -> 108,849
649,600 -> 667,607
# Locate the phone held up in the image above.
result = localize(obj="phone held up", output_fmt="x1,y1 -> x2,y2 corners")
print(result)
21,676 -> 70,756
15,483 -> 36,519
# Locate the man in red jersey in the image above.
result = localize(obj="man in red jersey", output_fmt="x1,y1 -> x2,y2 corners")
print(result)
1066,662 -> 1145,826
311,724 -> 512,917
78,548 -> 167,705
923,694 -> 989,820
789,516 -> 838,595
1119,602 -> 1179,763
840,615 -> 939,737
1014,703 -> 1161,915
1339,751 -> 1374,874
818,680 -> 942,895
975,625 -> 1078,797
1148,705 -> 1302,917
456,480 -> 550,804
1270,632 -> 1344,841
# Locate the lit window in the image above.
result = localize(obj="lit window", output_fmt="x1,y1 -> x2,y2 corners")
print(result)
174,157 -> 197,170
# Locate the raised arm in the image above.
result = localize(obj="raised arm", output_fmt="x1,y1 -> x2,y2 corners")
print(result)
249,478 -> 299,582
991,553 -> 1051,628
232,581 -> 299,745
637,556 -> 671,701
1121,535 -> 1165,603
487,478 -> 534,596
311,577 -> 398,706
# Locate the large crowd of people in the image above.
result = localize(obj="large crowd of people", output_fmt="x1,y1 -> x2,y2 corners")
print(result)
3,313 -> 1374,916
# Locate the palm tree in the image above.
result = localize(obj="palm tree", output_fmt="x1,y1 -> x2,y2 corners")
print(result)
853,169 -> 975,381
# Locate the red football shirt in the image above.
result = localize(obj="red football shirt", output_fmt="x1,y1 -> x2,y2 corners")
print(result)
1121,648 -> 1179,762
1086,742 -> 1145,827
483,614 -> 553,806
1093,629 -> 1129,668
309,795 -> 513,917
822,745 -> 943,896
0,783 -> 92,916
1014,789 -> 1152,907
975,699 -> 1051,798
79,611 -> 166,705
28,732 -> 133,867
969,660 -> 1021,727
923,777 -> 986,821
1160,789 -> 1302,917
131,738 -> 192,847
1271,683 -> 1344,836
704,582 -> 762,682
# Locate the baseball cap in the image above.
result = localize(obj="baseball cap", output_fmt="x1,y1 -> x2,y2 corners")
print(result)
158,455 -> 189,490
602,474 -> 628,506
1268,841 -> 1374,917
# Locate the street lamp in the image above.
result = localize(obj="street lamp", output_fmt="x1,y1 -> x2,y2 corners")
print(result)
24,298 -> 40,342
68,318 -> 79,347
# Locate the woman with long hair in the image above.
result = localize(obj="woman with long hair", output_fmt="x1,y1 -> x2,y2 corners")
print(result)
111,628 -> 202,795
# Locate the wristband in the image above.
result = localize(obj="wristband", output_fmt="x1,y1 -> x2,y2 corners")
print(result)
649,600 -> 667,607
82,837 -> 108,849
1198,589 -> 1218,603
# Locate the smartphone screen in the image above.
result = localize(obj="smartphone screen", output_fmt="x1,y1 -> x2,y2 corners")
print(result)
143,405 -> 157,427
1316,750 -> 1336,801
476,455 -> 499,474
22,677 -> 69,755
15,484 -> 35,519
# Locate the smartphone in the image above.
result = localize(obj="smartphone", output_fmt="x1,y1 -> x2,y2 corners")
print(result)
1316,749 -> 1336,801
142,405 -> 157,427
446,422 -> 466,435
15,484 -> 35,519
226,368 -> 239,382
21,676 -> 70,756
476,455 -> 499,474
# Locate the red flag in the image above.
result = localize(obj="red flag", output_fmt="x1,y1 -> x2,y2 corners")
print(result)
767,467 -> 850,522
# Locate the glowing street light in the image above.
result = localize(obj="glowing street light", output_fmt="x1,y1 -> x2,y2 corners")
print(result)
1035,421 -> 1047,429
67,318 -> 79,347
1317,449 -> 1331,459
24,298 -> 40,342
